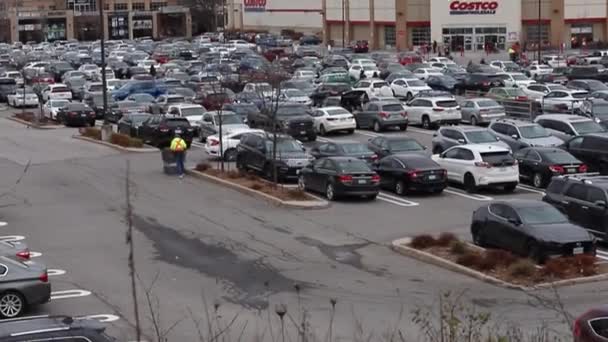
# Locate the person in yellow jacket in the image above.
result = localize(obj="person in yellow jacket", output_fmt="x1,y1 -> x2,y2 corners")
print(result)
169,133 -> 188,178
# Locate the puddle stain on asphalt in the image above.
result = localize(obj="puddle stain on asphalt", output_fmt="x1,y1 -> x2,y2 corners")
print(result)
295,236 -> 388,277
133,215 -> 306,309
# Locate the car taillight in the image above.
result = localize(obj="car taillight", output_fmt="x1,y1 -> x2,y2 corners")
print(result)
16,250 -> 30,260
209,138 -> 220,146
549,165 -> 565,173
68,112 -> 77,116
379,112 -> 390,119
579,164 -> 588,173
442,169 -> 448,177
408,170 -> 419,178
401,111 -> 408,118
39,271 -> 48,283
475,161 -> 492,168
573,318 -> 582,337
370,154 -> 378,161
371,174 -> 380,183
479,109 -> 490,113
338,175 -> 353,184
89,111 -> 95,117
516,96 -> 528,101
433,107 -> 445,112
482,82 -> 490,86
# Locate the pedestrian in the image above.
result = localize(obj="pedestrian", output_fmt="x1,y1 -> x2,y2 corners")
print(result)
149,64 -> 156,77
170,133 -> 188,178
432,40 -> 437,54
360,69 -> 366,79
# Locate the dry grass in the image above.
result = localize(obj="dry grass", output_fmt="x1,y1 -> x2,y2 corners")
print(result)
14,112 -> 52,125
110,133 -> 144,148
410,234 -> 437,249
81,127 -> 102,140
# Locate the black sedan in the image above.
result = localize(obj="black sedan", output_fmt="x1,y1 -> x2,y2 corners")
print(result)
105,100 -> 147,123
374,154 -> 447,195
470,200 -> 596,263
367,136 -> 427,159
297,157 -> 379,201
310,141 -> 377,164
56,102 -> 96,127
117,112 -> 152,138
514,147 -> 587,188
426,75 -> 458,92
138,115 -> 195,148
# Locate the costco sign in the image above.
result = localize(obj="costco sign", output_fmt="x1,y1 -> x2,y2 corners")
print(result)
244,0 -> 266,12
449,1 -> 498,15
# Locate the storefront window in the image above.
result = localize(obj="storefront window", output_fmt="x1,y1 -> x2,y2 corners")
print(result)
526,25 -> 549,45
132,2 -> 146,11
67,0 -> 96,12
411,27 -> 430,47
151,2 -> 168,11
442,25 -> 506,52
109,15 -> 129,40
114,3 -> 128,11
571,24 -> 593,48
384,26 -> 396,47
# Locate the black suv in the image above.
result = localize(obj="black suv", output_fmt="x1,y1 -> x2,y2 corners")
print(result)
248,104 -> 317,141
138,115 -> 196,148
543,175 -> 608,240
561,133 -> 608,174
0,316 -> 115,341
236,132 -> 312,180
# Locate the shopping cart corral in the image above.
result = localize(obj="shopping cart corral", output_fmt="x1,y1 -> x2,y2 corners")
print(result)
161,148 -> 186,175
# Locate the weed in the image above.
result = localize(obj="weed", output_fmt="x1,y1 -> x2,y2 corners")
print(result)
507,259 -> 537,278
195,162 -> 211,172
456,251 -> 483,268
436,232 -> 457,247
410,234 -> 437,249
449,240 -> 469,255
484,249 -> 517,267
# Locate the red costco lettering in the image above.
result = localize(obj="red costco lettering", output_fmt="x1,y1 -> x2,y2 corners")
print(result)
449,1 -> 498,13
244,0 -> 266,7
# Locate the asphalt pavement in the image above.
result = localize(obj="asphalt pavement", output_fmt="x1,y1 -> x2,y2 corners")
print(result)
0,106 -> 605,340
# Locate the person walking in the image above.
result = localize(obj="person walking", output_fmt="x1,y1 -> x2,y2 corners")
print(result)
432,40 -> 437,54
170,133 -> 188,178
149,64 -> 156,77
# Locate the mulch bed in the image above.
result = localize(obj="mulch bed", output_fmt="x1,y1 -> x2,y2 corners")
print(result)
13,112 -> 55,126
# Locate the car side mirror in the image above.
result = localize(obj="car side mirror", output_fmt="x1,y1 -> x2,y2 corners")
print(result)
511,134 -> 520,140
508,217 -> 522,226
595,200 -> 607,208
457,139 -> 466,144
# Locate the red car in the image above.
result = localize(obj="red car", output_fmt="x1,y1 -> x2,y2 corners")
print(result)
32,72 -> 55,85
398,52 -> 422,65
352,40 -> 369,53
152,52 -> 170,64
194,91 -> 232,110
574,306 -> 608,341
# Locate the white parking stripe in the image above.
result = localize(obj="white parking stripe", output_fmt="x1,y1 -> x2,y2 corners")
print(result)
444,188 -> 493,201
407,127 -> 435,136
355,130 -> 380,138
596,250 -> 608,256
30,251 -> 42,258
51,289 -> 92,300
516,185 -> 546,195
47,269 -> 66,277
78,314 -> 120,323
316,137 -> 333,142
0,222 -> 7,227
378,192 -> 419,206
191,142 -> 205,148
0,235 -> 25,242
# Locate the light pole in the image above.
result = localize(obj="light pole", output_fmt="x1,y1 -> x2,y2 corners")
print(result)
341,0 -> 345,47
537,0 -> 542,64
99,0 -> 111,139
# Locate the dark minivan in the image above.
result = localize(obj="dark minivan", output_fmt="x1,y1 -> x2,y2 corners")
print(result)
561,133 -> 608,174
0,77 -> 17,102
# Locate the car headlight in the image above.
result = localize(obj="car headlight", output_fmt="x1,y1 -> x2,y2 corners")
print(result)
595,117 -> 601,123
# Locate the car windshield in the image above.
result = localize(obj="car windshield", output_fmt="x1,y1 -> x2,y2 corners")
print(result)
542,150 -> 580,164
436,100 -> 459,108
382,104 -> 404,111
477,100 -> 500,107
254,84 -> 272,92
286,89 -> 306,97
572,92 -> 588,99
266,139 -> 303,153
390,139 -> 424,151
167,96 -> 185,103
519,125 -> 550,138
326,108 -> 350,116
68,78 -> 85,86
214,114 -> 241,124
230,105 -> 258,115
505,89 -> 526,96
166,119 -> 190,127
52,100 -> 69,108
129,114 -> 150,124
341,143 -> 370,154
572,121 -> 606,134
518,205 -> 568,225
277,105 -> 308,116
593,104 -> 608,117
407,80 -> 426,87
511,74 -> 529,80
336,160 -> 371,173
465,131 -> 497,143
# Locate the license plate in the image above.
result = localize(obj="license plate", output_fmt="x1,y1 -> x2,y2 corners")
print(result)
175,130 -> 182,134
567,168 -> 576,173
573,247 -> 584,255
300,131 -> 306,135
428,175 -> 437,180
357,179 -> 367,184
81,113 -> 86,117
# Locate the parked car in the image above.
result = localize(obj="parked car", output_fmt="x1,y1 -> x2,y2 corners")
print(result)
544,175 -> 608,240
425,75 -> 458,92
138,115 -> 196,148
459,98 -> 506,126
236,132 -> 312,180
432,126 -> 509,154
310,106 -> 356,135
525,64 -> 553,78
489,119 -> 563,152
205,128 -> 265,161
105,100 -> 147,123
521,83 -> 568,100
310,141 -> 377,164
487,87 -> 529,101
541,89 -> 588,112
560,133 -> 608,174
0,77 -> 17,102
198,110 -> 249,142
432,144 -> 519,193
112,80 -> 166,100
390,78 -> 431,100
534,114 -> 606,142
367,136 -> 427,159
42,99 -> 70,121
117,112 -> 152,138
496,73 -> 535,88
353,100 -> 408,132
374,154 -> 447,195
7,88 -> 38,108
567,79 -> 608,92
470,200 -> 595,263
404,95 -> 461,129
514,147 -> 587,188
298,157 -> 379,200
536,73 -> 569,85
222,102 -> 260,123
578,99 -> 608,127
0,255 -> 50,318
41,83 -> 73,101
56,102 -> 96,127
453,73 -> 503,95
0,315 -> 115,340
573,305 -> 608,341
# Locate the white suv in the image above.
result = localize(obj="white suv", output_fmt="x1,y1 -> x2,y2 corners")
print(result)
404,96 -> 462,129
432,144 -> 519,193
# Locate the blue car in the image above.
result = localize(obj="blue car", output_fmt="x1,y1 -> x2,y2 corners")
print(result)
112,80 -> 167,101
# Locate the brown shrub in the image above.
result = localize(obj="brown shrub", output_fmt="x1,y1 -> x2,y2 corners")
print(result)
285,188 -> 309,200
225,170 -> 241,179
582,264 -> 598,277
542,258 -> 569,278
484,249 -> 517,268
449,240 -> 469,255
410,234 -> 437,249
110,133 -> 143,148
507,259 -> 537,278
456,251 -> 483,268
250,182 -> 264,191
195,162 -> 211,172
245,173 -> 258,181
14,112 -> 37,122
436,232 -> 457,247
573,254 -> 596,268
81,127 -> 102,140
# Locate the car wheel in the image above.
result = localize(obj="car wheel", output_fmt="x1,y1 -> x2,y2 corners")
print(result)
528,240 -> 545,264
373,121 -> 382,132
532,173 -> 546,188
395,180 -> 406,195
405,92 -> 413,101
470,116 -> 478,126
433,146 -> 443,154
504,183 -> 517,193
308,133 -> 317,141
422,116 -> 431,130
347,129 -> 355,134
399,124 -> 407,131
319,125 -> 326,136
0,292 -> 25,318
471,224 -> 487,247
326,183 -> 336,201
298,175 -> 306,191
224,148 -> 237,162
464,173 -> 477,193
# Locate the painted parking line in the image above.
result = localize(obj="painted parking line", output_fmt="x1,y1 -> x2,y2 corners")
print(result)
30,251 -> 42,258
377,192 -> 419,207
191,142 -> 206,149
407,127 -> 435,136
0,235 -> 25,242
50,289 -> 92,300
78,314 -> 120,323
0,222 -> 7,227
516,184 -> 546,195
355,130 -> 380,138
316,136 -> 333,142
596,250 -> 608,261
444,188 -> 494,201
47,269 -> 67,277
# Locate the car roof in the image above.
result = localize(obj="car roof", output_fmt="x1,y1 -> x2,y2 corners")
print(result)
520,146 -> 568,154
384,136 -> 416,141
465,97 -> 497,102
320,106 -> 348,111
0,316 -> 105,338
441,125 -> 487,132
324,156 -> 368,163
492,118 -> 536,126
459,143 -> 510,153
492,199 -> 550,209
536,114 -> 592,122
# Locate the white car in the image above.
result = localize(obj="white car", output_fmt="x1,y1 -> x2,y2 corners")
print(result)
521,83 -> 568,101
137,59 -> 160,70
541,89 -> 588,112
108,50 -> 128,61
43,99 -> 71,120
1,71 -> 24,87
78,64 -> 99,79
432,144 -> 519,193
93,69 -> 116,82
352,79 -> 390,98
167,104 -> 207,126
311,107 -> 356,135
427,57 -> 455,65
7,90 -> 38,108
41,84 -> 72,101
542,55 -> 567,68
279,89 -> 312,106
352,59 -> 376,67
293,70 -> 316,81
61,70 -> 86,83
349,64 -> 380,80
205,128 -> 265,161
23,61 -> 49,74
390,78 -> 431,100
413,67 -> 443,80
106,79 -> 123,91
404,96 -> 462,129
243,82 -> 274,99
525,64 -> 553,79
497,73 -> 535,88
489,60 -> 520,71
228,39 -> 255,50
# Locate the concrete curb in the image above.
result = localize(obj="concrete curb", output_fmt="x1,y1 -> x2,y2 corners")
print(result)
72,135 -> 159,153
186,169 -> 330,210
6,116 -> 64,130
391,237 -> 608,291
